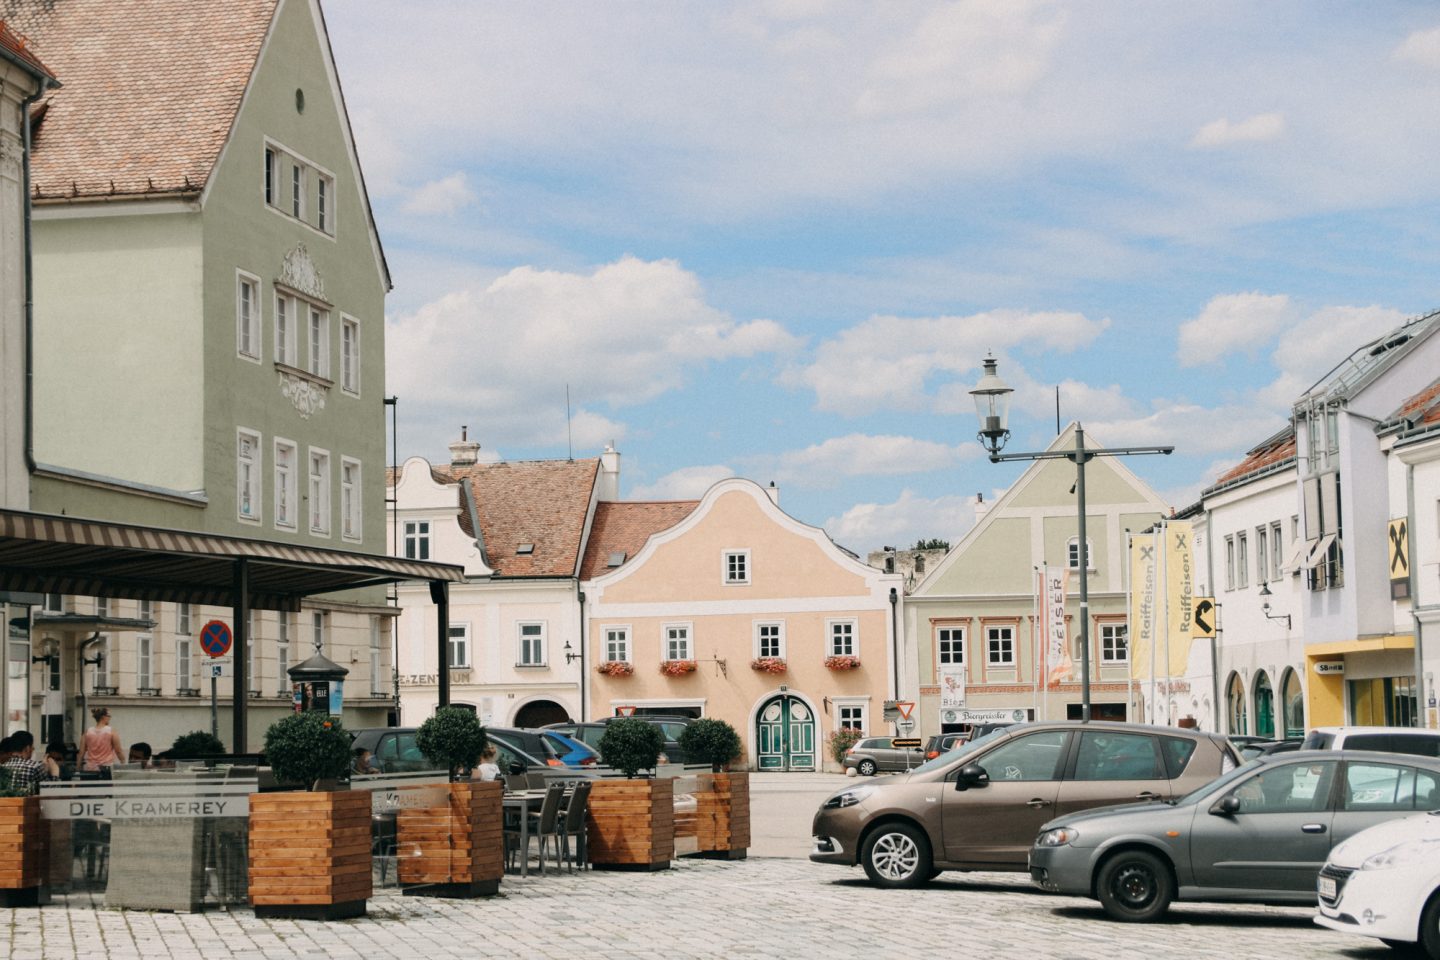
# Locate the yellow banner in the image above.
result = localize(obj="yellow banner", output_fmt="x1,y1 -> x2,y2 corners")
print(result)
1164,520 -> 1195,677
1128,533 -> 1158,681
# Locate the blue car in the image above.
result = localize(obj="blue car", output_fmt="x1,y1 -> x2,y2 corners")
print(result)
539,729 -> 599,767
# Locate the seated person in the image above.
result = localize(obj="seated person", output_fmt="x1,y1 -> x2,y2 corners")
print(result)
43,742 -> 70,780
353,747 -> 381,776
127,742 -> 153,769
1,731 -> 49,794
472,744 -> 501,782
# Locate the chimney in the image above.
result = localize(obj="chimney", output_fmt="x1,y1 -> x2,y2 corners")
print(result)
449,426 -> 481,467
766,480 -> 780,505
973,491 -> 989,522
598,442 -> 621,501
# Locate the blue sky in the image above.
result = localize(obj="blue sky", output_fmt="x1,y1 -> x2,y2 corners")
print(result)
327,0 -> 1440,554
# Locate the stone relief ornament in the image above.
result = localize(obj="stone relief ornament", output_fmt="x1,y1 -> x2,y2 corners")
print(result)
0,135 -> 23,176
278,370 -> 327,419
279,243 -> 325,301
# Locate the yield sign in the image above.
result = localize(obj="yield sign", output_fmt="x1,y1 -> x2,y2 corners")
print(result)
616,705 -> 637,717
896,701 -> 915,720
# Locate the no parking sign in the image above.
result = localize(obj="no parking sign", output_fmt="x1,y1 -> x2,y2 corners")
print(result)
200,620 -> 233,658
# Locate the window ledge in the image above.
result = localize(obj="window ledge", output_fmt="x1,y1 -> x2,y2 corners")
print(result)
137,687 -> 162,697
177,688 -> 201,697
93,686 -> 118,696
515,663 -> 549,669
274,361 -> 334,389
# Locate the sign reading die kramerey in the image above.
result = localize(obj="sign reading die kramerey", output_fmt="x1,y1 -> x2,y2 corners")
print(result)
40,776 -> 254,820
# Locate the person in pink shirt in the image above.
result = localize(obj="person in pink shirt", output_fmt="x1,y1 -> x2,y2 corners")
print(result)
81,706 -> 123,772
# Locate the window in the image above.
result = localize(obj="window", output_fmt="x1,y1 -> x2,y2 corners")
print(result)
756,622 -> 784,659
308,448 -> 331,535
937,627 -> 964,665
723,550 -> 750,585
1342,763 -> 1439,811
838,703 -> 866,732
1224,535 -> 1235,590
1228,761 -> 1337,814
43,593 -> 63,614
1072,731 -> 1162,780
1270,522 -> 1284,582
403,521 -> 430,560
986,625 -> 1015,666
307,305 -> 329,377
274,439 -> 297,529
829,620 -> 856,657
340,316 -> 359,394
664,624 -> 692,661
317,174 -> 332,233
176,635 -> 192,690
604,627 -> 630,663
291,163 -> 303,218
264,147 -> 276,205
976,730 -> 1068,781
276,613 -> 291,694
1100,623 -> 1128,663
177,603 -> 192,636
448,623 -> 470,669
1256,525 -> 1269,583
237,272 -> 260,360
1067,537 -> 1095,571
1236,532 -> 1249,589
274,292 -> 293,366
370,617 -> 384,695
518,623 -> 546,666
237,429 -> 261,521
93,635 -> 110,689
264,140 -> 336,235
311,610 -> 326,656
247,609 -> 258,695
95,597 -> 108,617
340,458 -> 361,541
139,600 -> 153,623
136,634 -> 153,691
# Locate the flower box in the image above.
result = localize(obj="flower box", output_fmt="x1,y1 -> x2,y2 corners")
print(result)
659,659 -> 697,677
749,657 -> 787,674
596,660 -> 635,677
586,778 -> 674,871
824,655 -> 861,671
249,788 -> 371,920
397,780 -> 504,898
0,795 -> 43,907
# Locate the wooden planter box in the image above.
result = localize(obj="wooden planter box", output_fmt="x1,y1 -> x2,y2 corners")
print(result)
586,778 -> 673,871
397,780 -> 503,898
693,771 -> 750,860
0,796 -> 43,907
249,789 -> 371,920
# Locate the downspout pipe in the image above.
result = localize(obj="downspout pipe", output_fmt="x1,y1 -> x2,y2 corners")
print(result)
22,75 -> 57,476
889,587 -> 899,701
1408,460 -> 1425,725
577,585 -> 587,721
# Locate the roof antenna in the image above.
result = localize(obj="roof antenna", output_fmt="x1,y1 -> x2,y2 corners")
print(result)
566,384 -> 573,461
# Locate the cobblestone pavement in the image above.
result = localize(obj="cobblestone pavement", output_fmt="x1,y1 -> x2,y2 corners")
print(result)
0,857 -> 1399,960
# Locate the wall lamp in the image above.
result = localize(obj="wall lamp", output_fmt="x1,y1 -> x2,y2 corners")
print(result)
1258,582 -> 1291,629
563,639 -> 578,664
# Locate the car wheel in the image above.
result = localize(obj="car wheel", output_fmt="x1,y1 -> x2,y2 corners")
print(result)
1419,891 -> 1440,960
860,822 -> 932,889
1095,849 -> 1173,922
857,759 -> 877,777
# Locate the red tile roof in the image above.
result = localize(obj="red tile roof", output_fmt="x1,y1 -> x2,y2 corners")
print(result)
1394,378 -> 1440,425
0,20 -> 54,78
1211,428 -> 1296,489
579,500 -> 700,581
437,459 -> 600,578
6,0 -> 277,202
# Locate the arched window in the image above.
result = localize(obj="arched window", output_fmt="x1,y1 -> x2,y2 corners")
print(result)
1253,671 -> 1274,738
1226,672 -> 1247,735
1280,668 -> 1304,738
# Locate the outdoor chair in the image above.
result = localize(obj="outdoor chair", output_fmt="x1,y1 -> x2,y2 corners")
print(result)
555,780 -> 590,872
515,782 -> 565,875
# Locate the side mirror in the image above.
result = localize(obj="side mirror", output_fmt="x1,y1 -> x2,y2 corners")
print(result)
955,763 -> 989,791
1210,794 -> 1240,817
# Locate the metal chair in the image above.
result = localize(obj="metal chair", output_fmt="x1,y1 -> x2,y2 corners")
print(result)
555,780 -> 590,872
523,782 -> 566,875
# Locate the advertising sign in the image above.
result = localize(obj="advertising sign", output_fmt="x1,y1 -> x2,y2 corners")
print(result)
1128,533 -> 1158,680
1045,565 -> 1072,687
939,664 -> 966,711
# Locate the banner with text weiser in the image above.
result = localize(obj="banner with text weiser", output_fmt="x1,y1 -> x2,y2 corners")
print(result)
1129,533 -> 1158,681
1045,565 -> 1072,687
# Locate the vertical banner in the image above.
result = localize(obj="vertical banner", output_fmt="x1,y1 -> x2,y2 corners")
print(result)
1165,520 -> 1195,678
1045,566 -> 1073,687
1128,533 -> 1158,683
939,662 -> 966,714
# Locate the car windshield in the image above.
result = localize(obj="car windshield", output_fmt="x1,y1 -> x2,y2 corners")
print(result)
1172,757 -> 1262,806
905,727 -> 1011,776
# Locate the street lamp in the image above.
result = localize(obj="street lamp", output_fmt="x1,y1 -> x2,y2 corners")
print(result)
969,356 -> 1174,722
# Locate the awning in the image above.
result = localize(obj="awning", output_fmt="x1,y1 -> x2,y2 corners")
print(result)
1304,534 -> 1337,570
0,507 -> 464,612
1280,536 -> 1309,573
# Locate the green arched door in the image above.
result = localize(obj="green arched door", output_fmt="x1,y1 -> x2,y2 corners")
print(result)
756,695 -> 816,771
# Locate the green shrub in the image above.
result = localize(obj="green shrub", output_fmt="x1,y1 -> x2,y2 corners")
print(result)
262,712 -> 352,789
170,730 -> 226,759
827,727 -> 865,765
598,718 -> 665,778
677,718 -> 741,772
415,706 -> 488,779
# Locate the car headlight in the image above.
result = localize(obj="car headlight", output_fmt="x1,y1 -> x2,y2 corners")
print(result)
1360,839 -> 1440,871
823,785 -> 878,809
1036,827 -> 1079,847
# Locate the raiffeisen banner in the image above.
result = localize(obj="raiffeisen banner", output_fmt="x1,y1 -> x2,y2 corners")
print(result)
1128,532 -> 1158,682
1164,520 -> 1195,677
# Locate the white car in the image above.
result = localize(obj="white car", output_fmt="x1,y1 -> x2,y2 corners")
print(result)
1315,809 -> 1440,957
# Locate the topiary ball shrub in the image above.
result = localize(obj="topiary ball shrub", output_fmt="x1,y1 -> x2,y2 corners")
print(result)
415,706 -> 488,780
170,730 -> 226,759
598,718 -> 665,778
263,712 -> 352,789
678,718 -> 742,772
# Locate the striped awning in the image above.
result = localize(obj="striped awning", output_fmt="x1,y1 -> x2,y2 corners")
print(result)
0,507 -> 464,611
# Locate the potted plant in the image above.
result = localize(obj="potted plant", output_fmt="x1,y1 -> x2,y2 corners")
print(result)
400,707 -> 503,897
659,659 -> 697,676
587,718 -> 673,870
249,712 -> 370,919
0,768 -> 42,907
749,657 -> 786,674
677,719 -> 750,860
170,730 -> 225,760
596,660 -> 634,677
824,654 -> 861,671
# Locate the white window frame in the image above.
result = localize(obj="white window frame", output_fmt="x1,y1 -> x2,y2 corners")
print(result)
136,634 -> 153,691
317,173 -> 333,234
291,162 -> 304,219
836,702 -> 867,732
311,610 -> 327,656
403,520 -> 431,560
1255,525 -> 1269,583
1066,537 -> 1096,572
42,593 -> 63,613
93,597 -> 107,617
663,623 -> 693,662
276,612 -> 291,695
828,619 -> 858,658
340,457 -> 361,542
308,447 -> 331,536
1100,622 -> 1128,663
307,304 -> 329,378
986,625 -> 1015,666
604,626 -> 631,663
370,616 -> 384,695
1236,531 -> 1249,589
237,428 -> 262,523
93,635 -> 111,689
937,626 -> 964,665
1224,535 -> 1236,591
274,291 -> 294,366
176,635 -> 193,691
273,438 -> 298,530
754,621 -> 785,660
236,270 -> 261,362
1270,521 -> 1284,582
263,139 -> 338,239
518,622 -> 546,667
340,315 -> 360,395
722,549 -> 751,585
448,623 -> 471,669
177,603 -> 192,636
264,146 -> 277,206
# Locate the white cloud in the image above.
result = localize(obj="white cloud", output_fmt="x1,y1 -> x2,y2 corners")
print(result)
402,172 -> 478,216
761,434 -> 977,488
1086,402 -> 1285,457
824,489 -> 979,556
1394,26 -> 1440,69
1256,304 -> 1408,405
1176,293 -> 1296,367
628,465 -> 735,500
1189,112 -> 1286,149
386,256 -> 799,452
781,309 -> 1110,416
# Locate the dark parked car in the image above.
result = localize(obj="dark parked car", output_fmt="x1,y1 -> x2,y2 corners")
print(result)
1237,738 -> 1302,761
597,714 -> 696,763
543,721 -> 608,753
1029,749 -> 1440,921
924,733 -> 967,760
350,726 -> 546,776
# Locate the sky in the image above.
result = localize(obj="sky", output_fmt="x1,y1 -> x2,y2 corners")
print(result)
326,0 -> 1440,555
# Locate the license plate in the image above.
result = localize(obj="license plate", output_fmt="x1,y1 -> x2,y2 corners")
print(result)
1318,876 -> 1336,899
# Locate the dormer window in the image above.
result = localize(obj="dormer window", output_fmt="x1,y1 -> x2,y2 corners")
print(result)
607,552 -> 626,568
516,543 -> 534,555
723,550 -> 750,585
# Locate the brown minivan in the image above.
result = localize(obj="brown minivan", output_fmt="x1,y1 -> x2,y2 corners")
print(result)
811,721 -> 1240,887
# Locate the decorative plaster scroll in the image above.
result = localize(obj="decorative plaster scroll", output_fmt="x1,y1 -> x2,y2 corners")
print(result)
0,136 -> 22,178
278,370 -> 328,419
279,243 -> 325,301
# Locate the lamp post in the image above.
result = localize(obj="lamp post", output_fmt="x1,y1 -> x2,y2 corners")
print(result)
969,356 -> 1174,722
